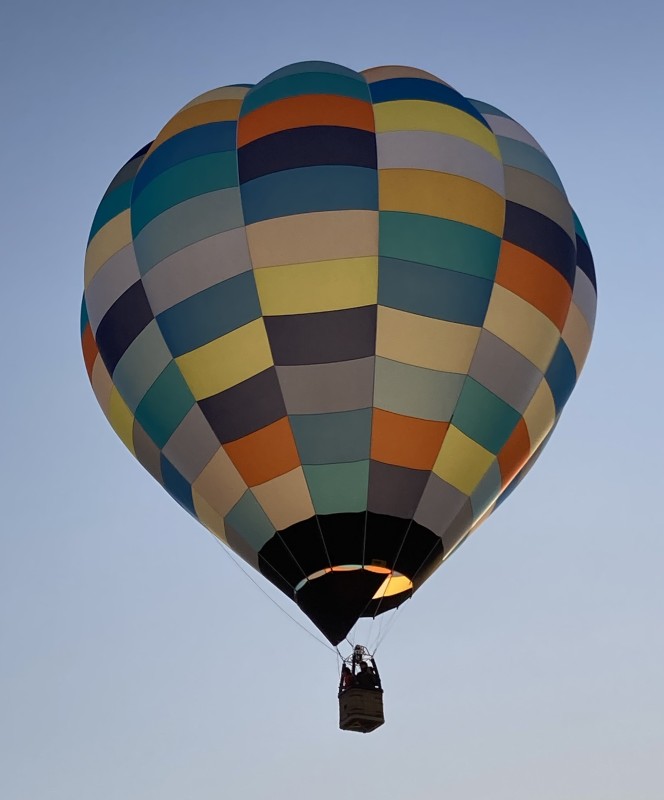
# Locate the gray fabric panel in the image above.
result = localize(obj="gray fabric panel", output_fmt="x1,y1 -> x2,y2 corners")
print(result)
276,357 -> 374,414
142,227 -> 253,316
469,330 -> 543,413
374,357 -> 465,421
504,166 -> 575,240
161,405 -> 221,483
439,499 -> 474,554
86,244 -> 140,334
497,138 -> 566,195
413,474 -> 469,537
376,130 -> 505,196
132,420 -> 163,483
225,523 -> 260,570
133,188 -> 245,275
470,460 -> 502,520
571,268 -> 597,327
112,321 -> 172,412
481,115 -> 545,153
290,408 -> 372,464
367,461 -> 430,518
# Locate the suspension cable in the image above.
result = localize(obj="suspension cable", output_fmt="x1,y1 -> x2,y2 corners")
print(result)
212,537 -> 337,654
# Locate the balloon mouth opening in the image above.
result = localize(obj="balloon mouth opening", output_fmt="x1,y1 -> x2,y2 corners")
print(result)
295,565 -> 413,600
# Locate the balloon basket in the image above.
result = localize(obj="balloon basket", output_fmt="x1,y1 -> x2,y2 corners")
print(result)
338,688 -> 385,733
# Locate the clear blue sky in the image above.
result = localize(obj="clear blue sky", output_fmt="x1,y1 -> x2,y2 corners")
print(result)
1,1 -> 662,798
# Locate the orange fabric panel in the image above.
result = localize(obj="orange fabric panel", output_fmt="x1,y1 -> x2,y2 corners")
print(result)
496,241 -> 572,331
238,94 -> 375,147
371,409 -> 448,470
224,417 -> 300,487
497,417 -> 531,488
81,325 -> 99,380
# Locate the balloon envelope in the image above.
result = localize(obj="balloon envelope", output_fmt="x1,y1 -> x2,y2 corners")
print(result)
81,62 -> 596,644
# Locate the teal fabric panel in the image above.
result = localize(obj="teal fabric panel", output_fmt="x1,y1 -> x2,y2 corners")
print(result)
225,491 -> 275,551
131,152 -> 239,235
452,377 -> 522,454
290,408 -> 372,465
378,257 -> 493,325
156,271 -> 261,357
89,180 -> 132,241
133,188 -> 245,275
132,122 -> 237,197
160,456 -> 195,516
251,61 -> 363,91
241,165 -> 378,224
112,321 -> 173,412
134,361 -> 195,448
241,71 -> 370,115
497,138 -> 565,194
379,212 -> 500,279
304,460 -> 370,514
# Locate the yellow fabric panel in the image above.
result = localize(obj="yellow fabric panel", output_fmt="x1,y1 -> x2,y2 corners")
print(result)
84,211 -> 131,287
379,169 -> 505,235
246,210 -> 378,268
376,306 -> 481,372
192,491 -> 229,545
108,387 -> 136,455
373,101 -> 501,159
562,301 -> 593,374
181,86 -> 250,110
91,354 -> 114,417
192,446 -> 247,519
251,468 -> 315,530
176,318 -> 273,400
151,99 -> 243,149
254,257 -> 378,315
433,425 -> 495,495
484,285 -> 561,372
523,380 -> 556,452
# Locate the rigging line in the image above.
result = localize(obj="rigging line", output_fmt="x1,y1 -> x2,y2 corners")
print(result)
372,516 -> 416,620
211,536 -> 337,654
313,512 -> 333,571
373,604 -> 404,654
410,536 -> 446,586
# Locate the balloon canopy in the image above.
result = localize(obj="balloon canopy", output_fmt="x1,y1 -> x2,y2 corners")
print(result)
81,62 -> 596,645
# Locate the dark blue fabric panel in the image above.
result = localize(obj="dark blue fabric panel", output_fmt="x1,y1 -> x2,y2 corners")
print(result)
575,235 -> 596,289
156,270 -> 261,357
238,126 -> 377,183
265,306 -> 377,365
95,281 -> 154,375
369,78 -> 491,129
80,297 -> 89,335
378,257 -> 493,325
503,202 -> 576,287
199,367 -> 286,444
240,165 -> 378,225
132,122 -> 238,198
545,340 -> 577,414
160,456 -> 196,516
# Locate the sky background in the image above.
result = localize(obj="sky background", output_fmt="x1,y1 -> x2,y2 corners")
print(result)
1,0 -> 663,798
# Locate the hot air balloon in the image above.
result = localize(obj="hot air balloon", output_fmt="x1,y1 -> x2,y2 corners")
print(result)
81,61 -> 596,668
